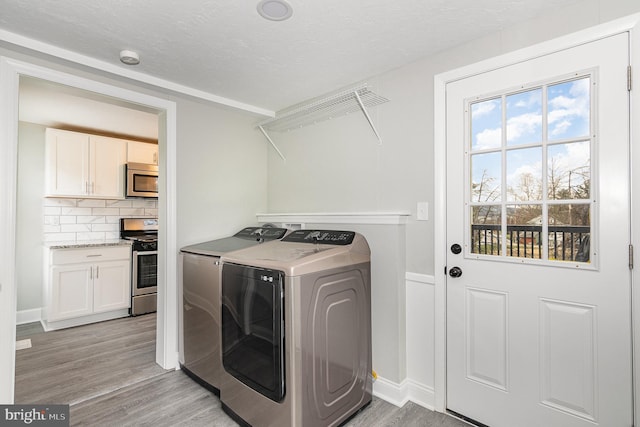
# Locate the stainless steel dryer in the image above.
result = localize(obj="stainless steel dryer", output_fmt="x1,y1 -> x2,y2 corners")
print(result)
219,229 -> 372,427
179,226 -> 288,394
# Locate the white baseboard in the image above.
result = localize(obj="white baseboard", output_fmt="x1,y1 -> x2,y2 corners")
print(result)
16,308 -> 42,325
41,309 -> 130,331
405,271 -> 435,285
406,379 -> 436,410
373,376 -> 410,407
373,375 -> 435,410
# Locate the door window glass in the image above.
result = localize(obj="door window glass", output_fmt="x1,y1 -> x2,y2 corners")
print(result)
506,147 -> 542,202
468,75 -> 593,265
471,152 -> 502,202
471,98 -> 502,151
548,141 -> 590,199
547,79 -> 590,140
506,88 -> 542,146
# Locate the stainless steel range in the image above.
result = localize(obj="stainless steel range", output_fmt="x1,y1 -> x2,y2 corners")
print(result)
120,218 -> 158,316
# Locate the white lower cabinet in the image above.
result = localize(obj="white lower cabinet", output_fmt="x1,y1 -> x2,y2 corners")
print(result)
50,263 -> 93,321
44,245 -> 131,329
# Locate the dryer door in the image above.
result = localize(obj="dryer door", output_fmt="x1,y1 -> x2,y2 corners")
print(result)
221,263 -> 285,402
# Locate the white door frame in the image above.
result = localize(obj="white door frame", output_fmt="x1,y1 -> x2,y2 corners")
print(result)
434,12 -> 640,421
0,57 -> 179,403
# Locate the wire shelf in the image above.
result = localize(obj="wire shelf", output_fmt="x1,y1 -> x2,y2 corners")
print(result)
259,85 -> 388,132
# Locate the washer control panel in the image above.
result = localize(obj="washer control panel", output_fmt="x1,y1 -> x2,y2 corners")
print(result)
234,227 -> 288,241
282,230 -> 355,245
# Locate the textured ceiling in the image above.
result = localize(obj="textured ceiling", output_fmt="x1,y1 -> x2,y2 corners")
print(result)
2,0 -> 582,113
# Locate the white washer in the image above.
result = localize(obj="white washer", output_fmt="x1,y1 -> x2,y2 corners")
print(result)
179,226 -> 288,394
219,229 -> 372,427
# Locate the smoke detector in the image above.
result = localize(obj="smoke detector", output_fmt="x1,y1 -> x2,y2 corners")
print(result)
257,0 -> 293,21
120,50 -> 140,66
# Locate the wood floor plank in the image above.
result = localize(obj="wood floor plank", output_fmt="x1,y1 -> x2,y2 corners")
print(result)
15,313 -> 469,426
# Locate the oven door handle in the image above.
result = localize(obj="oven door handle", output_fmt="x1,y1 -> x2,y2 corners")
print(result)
134,251 -> 158,256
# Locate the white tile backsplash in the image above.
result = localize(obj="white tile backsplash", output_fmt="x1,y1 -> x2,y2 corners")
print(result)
76,215 -> 106,224
61,207 -> 92,216
43,232 -> 76,242
119,208 -> 146,216
106,200 -> 132,208
77,199 -> 106,208
61,224 -> 92,233
91,223 -> 119,232
43,197 -> 157,243
92,207 -> 122,216
44,216 -> 60,226
43,198 -> 76,207
43,207 -> 62,215
59,216 -> 77,224
77,232 -> 108,241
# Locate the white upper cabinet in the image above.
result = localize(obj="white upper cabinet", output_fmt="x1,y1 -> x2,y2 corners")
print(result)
44,128 -> 89,197
127,141 -> 159,165
45,128 -> 127,199
90,135 -> 127,198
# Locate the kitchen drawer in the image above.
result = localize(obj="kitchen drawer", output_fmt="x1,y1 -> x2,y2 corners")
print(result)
52,246 -> 131,265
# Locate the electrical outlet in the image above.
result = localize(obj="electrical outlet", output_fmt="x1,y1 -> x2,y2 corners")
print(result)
417,202 -> 428,221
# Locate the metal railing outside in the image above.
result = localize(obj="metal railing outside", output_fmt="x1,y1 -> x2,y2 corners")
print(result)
470,224 -> 590,262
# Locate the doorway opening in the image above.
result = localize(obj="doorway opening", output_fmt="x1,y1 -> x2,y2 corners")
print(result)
0,56 -> 178,403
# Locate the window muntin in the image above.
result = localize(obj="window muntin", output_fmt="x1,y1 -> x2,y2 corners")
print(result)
468,74 -> 594,266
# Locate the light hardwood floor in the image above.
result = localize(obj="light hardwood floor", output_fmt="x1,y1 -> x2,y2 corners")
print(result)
15,314 -> 468,426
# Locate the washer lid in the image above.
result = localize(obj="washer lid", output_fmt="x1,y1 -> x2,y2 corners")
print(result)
221,230 -> 370,276
180,227 -> 288,257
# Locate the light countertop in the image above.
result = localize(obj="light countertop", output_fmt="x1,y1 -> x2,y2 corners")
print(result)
44,239 -> 132,249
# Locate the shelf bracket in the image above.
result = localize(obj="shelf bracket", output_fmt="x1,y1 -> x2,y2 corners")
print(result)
353,90 -> 382,145
258,125 -> 286,162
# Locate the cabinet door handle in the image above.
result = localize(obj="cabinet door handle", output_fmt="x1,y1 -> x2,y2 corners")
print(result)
86,254 -> 102,257
90,267 -> 93,280
96,266 -> 99,278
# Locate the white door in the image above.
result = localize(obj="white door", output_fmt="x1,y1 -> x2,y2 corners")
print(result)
446,33 -> 632,426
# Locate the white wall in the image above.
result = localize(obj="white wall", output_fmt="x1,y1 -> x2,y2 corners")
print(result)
176,99 -> 269,248
16,122 -> 44,312
266,0 -> 640,406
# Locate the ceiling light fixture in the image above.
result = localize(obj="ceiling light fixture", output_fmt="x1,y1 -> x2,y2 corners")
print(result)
257,0 -> 293,21
119,50 -> 140,65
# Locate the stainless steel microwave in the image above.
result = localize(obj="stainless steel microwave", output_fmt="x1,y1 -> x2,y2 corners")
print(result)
126,162 -> 158,198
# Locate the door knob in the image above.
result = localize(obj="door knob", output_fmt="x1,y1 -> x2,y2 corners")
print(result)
449,266 -> 462,278
451,243 -> 462,254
